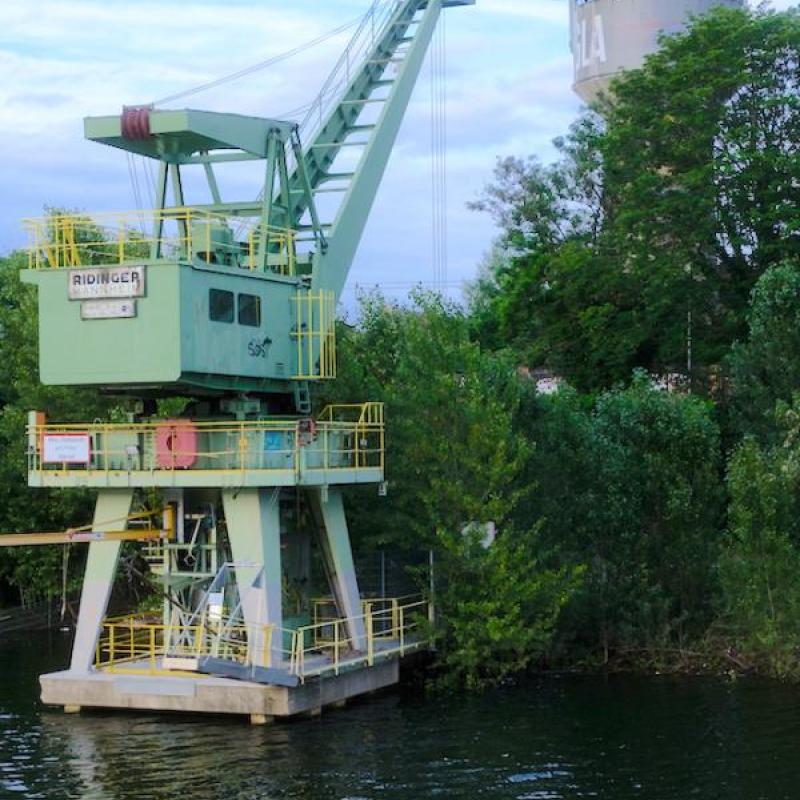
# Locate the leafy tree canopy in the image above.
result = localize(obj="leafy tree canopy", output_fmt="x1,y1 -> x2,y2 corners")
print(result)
473,6 -> 800,393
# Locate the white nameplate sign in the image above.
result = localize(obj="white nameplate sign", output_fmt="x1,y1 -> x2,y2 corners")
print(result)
68,266 -> 146,300
42,434 -> 91,465
81,299 -> 137,320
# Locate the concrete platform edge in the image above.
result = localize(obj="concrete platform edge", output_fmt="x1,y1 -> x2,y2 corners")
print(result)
40,660 -> 399,719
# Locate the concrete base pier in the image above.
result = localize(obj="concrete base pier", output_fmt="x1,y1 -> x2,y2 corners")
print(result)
40,660 -> 399,720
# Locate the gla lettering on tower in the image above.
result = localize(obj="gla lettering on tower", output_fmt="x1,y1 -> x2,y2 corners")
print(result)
573,10 -> 607,69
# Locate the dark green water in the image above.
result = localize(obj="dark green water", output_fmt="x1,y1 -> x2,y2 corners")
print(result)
2,631 -> 800,799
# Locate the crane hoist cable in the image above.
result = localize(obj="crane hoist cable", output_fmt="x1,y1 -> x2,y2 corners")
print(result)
430,8 -> 448,293
131,1 -> 395,234
126,153 -> 151,234
150,3 -> 394,108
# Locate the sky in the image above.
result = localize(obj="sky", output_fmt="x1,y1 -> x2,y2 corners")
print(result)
0,0 -> 795,307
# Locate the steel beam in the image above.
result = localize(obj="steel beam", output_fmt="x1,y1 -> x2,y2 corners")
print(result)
222,488 -> 284,666
308,488 -> 366,651
69,489 -> 134,674
0,529 -> 166,547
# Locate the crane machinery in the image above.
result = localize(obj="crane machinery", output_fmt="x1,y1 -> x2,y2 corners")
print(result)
10,0 -> 475,722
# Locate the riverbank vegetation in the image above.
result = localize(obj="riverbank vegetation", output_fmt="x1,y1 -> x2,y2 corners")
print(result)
1,5 -> 800,687
328,5 -> 800,686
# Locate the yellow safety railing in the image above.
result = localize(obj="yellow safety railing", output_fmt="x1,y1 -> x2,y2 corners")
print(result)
312,594 -> 420,641
291,598 -> 430,680
292,290 -> 337,380
95,618 -> 282,675
313,403 -> 385,472
23,208 -> 296,276
316,403 -> 384,426
95,597 -> 431,682
142,537 -> 216,576
27,405 -> 385,478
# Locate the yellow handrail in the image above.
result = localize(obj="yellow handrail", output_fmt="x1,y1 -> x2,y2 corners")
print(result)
291,291 -> 337,380
95,597 -> 431,682
27,407 -> 385,478
23,208 -> 296,275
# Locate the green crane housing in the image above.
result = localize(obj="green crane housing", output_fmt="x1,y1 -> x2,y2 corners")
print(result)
24,0 -> 473,407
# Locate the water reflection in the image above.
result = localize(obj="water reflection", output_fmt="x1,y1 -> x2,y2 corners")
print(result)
3,631 -> 800,799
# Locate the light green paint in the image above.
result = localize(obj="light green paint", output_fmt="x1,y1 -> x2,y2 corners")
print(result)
84,110 -> 296,162
309,488 -> 366,650
223,488 -> 284,666
22,261 -> 300,395
70,489 -> 134,673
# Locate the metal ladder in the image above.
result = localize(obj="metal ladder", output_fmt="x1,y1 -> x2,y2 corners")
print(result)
285,0 -> 425,240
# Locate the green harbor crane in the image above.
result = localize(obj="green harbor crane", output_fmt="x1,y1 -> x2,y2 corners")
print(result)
10,0 -> 475,722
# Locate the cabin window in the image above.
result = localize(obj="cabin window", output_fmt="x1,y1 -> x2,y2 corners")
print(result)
209,289 -> 234,323
238,293 -> 262,327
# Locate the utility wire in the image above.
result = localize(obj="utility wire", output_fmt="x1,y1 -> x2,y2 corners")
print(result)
151,15 -> 367,107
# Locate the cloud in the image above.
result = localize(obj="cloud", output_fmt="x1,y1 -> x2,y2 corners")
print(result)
0,0 -> 793,305
484,0 -> 567,23
2,0 -> 565,289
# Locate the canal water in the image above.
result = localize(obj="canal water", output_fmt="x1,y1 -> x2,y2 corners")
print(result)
1,630 -> 800,799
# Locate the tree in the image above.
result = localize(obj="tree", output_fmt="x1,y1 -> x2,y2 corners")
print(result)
468,115 -> 610,386
474,7 -> 800,392
326,289 -> 526,552
720,409 -> 800,678
514,376 -> 723,664
602,6 -> 800,386
322,290 -> 581,687
728,261 -> 800,443
470,111 -> 605,255
0,252 -> 116,601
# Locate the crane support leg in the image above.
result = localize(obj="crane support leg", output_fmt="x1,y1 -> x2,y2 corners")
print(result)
309,488 -> 366,651
222,488 -> 283,667
70,489 -> 134,673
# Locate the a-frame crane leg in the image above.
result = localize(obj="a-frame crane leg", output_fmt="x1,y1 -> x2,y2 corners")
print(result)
308,488 -> 366,651
222,488 -> 283,667
70,489 -> 134,673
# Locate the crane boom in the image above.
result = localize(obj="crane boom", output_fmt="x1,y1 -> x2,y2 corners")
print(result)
21,0 -> 475,401
287,0 -> 474,301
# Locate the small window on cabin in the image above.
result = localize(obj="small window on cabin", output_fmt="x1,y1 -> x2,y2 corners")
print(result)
209,289 -> 234,323
238,293 -> 262,327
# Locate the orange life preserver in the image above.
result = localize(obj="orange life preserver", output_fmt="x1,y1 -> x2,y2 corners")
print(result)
155,420 -> 198,469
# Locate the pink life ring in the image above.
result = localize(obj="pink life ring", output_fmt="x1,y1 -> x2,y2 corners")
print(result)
155,420 -> 198,469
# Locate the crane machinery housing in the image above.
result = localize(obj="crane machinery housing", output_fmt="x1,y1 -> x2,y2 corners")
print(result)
12,0 -> 475,723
